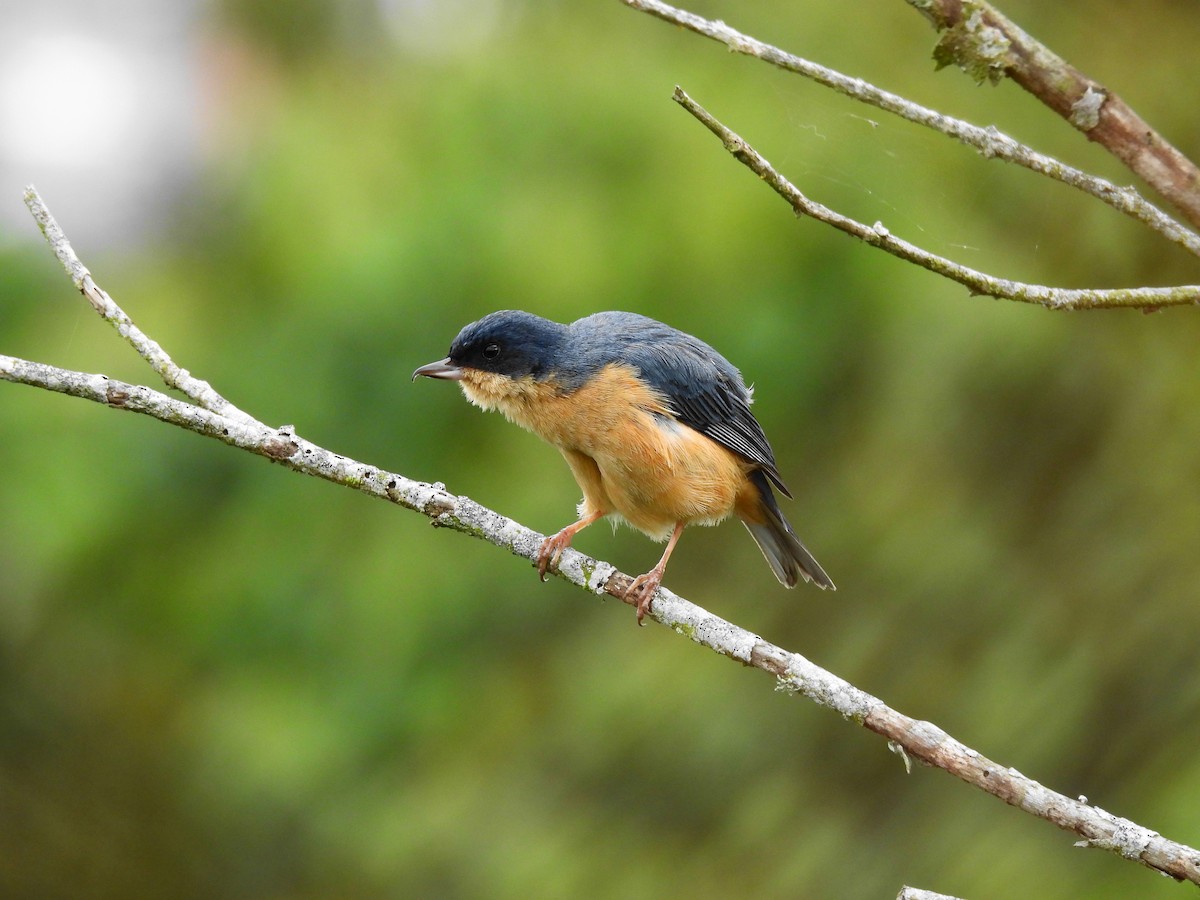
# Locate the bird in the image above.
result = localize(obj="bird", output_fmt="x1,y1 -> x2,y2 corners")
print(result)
413,310 -> 834,624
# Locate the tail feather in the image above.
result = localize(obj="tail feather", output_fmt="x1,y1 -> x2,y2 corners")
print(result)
741,471 -> 835,590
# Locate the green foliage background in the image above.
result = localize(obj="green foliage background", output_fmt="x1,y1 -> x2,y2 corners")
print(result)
3,1 -> 1199,896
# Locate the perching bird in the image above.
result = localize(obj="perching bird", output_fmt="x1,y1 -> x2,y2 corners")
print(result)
413,310 -> 834,623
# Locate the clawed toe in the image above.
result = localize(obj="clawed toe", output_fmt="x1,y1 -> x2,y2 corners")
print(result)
536,512 -> 605,583
538,515 -> 671,627
536,534 -> 567,582
624,570 -> 664,626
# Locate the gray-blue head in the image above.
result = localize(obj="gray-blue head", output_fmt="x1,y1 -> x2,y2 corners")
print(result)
412,310 -> 568,383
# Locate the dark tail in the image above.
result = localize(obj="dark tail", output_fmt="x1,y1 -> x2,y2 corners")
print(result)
741,470 -> 835,590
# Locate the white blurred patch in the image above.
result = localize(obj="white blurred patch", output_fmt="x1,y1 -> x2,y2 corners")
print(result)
0,4 -> 201,251
0,34 -> 140,170
379,0 -> 504,57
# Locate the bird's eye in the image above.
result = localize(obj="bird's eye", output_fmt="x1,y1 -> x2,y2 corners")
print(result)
483,343 -> 501,360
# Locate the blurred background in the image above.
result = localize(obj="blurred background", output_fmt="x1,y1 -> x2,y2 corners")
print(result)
2,1 -> 1198,896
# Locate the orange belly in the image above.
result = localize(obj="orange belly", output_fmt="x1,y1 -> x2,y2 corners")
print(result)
560,421 -> 749,539
459,362 -> 753,540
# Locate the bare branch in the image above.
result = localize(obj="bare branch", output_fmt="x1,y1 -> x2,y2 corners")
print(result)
22,186 -> 263,427
908,0 -> 1200,230
672,88 -> 1200,310
5,194 -> 1200,886
619,0 -> 1200,260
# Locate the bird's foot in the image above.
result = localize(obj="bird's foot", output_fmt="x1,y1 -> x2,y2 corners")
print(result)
625,568 -> 665,626
536,529 -> 574,582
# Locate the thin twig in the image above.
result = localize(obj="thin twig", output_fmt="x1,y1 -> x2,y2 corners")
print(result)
3,350 -> 1199,885
22,186 -> 263,427
907,0 -> 1200,230
4,199 -> 1200,886
619,0 -> 1200,260
673,88 -> 1200,310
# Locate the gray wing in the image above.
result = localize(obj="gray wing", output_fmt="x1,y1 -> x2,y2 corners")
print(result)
575,313 -> 791,497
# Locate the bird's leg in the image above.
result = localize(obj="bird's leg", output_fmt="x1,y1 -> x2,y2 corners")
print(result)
537,510 -> 605,581
626,521 -> 686,626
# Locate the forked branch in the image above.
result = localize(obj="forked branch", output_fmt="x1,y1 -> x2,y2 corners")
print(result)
622,0 -> 1200,310
620,0 -> 1200,258
908,0 -> 1200,229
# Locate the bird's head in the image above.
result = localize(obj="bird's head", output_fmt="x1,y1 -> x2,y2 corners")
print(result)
413,310 -> 571,412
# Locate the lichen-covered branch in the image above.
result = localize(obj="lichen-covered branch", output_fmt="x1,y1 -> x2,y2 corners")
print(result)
6,193 -> 1200,886
4,350 -> 1200,886
619,0 -> 1200,260
673,88 -> 1200,310
907,0 -> 1200,230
